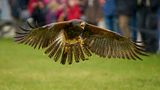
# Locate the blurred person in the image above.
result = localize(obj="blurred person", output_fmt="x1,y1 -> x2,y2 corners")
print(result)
18,0 -> 30,21
46,0 -> 60,23
66,0 -> 81,20
55,0 -> 81,22
8,0 -> 21,21
130,13 -> 137,42
102,0 -> 117,32
8,0 -> 29,22
159,8 -> 160,52
137,0 -> 160,53
80,0 -> 103,25
43,0 -> 66,23
0,0 -> 12,21
0,0 -> 13,37
0,9 -> 1,20
53,0 -> 67,22
28,0 -> 47,26
115,0 -> 137,38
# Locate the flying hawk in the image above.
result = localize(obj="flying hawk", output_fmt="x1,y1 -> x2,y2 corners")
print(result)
15,19 -> 147,64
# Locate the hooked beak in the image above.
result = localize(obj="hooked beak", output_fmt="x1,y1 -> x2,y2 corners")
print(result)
80,22 -> 86,30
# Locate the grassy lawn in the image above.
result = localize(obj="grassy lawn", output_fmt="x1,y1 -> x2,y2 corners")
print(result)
0,38 -> 160,90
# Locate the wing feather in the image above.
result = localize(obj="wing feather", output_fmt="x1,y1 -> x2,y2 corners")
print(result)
15,21 -> 69,49
61,48 -> 67,64
82,23 -> 148,60
77,44 -> 86,61
82,46 -> 92,57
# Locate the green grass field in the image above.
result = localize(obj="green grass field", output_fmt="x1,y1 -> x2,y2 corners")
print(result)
0,38 -> 160,90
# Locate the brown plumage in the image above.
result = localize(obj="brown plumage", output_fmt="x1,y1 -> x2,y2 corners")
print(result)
15,19 -> 148,65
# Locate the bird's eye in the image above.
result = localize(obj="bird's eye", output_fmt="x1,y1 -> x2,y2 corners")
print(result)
80,22 -> 85,27
81,24 -> 84,27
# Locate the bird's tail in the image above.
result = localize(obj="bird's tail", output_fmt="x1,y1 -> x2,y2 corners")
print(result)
45,32 -> 92,64
61,43 -> 92,65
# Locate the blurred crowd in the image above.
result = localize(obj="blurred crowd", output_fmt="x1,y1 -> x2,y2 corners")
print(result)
0,0 -> 160,53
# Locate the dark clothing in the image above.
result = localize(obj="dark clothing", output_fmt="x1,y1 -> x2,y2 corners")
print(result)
81,0 -> 103,25
8,0 -> 29,19
115,0 -> 137,16
137,0 -> 159,53
103,0 -> 118,32
103,0 -> 116,16
115,0 -> 137,38
31,7 -> 46,26
137,0 -> 160,13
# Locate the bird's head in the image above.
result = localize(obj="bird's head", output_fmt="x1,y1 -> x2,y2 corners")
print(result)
70,19 -> 86,30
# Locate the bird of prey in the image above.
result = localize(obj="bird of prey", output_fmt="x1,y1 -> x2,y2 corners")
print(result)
15,19 -> 147,64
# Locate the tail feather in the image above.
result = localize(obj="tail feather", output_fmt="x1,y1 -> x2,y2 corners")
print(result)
73,44 -> 80,63
67,45 -> 73,64
77,44 -> 86,61
61,47 -> 68,64
44,34 -> 92,64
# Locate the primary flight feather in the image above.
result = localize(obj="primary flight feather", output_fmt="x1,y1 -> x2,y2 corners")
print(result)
15,19 -> 147,64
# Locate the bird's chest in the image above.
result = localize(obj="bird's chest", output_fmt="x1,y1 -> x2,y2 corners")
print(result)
65,27 -> 82,39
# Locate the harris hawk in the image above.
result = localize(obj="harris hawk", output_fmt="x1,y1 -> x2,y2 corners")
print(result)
15,19 -> 148,64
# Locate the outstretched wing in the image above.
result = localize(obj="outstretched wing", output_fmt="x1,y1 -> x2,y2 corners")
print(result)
15,21 -> 68,49
15,21 -> 71,64
82,23 -> 148,60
